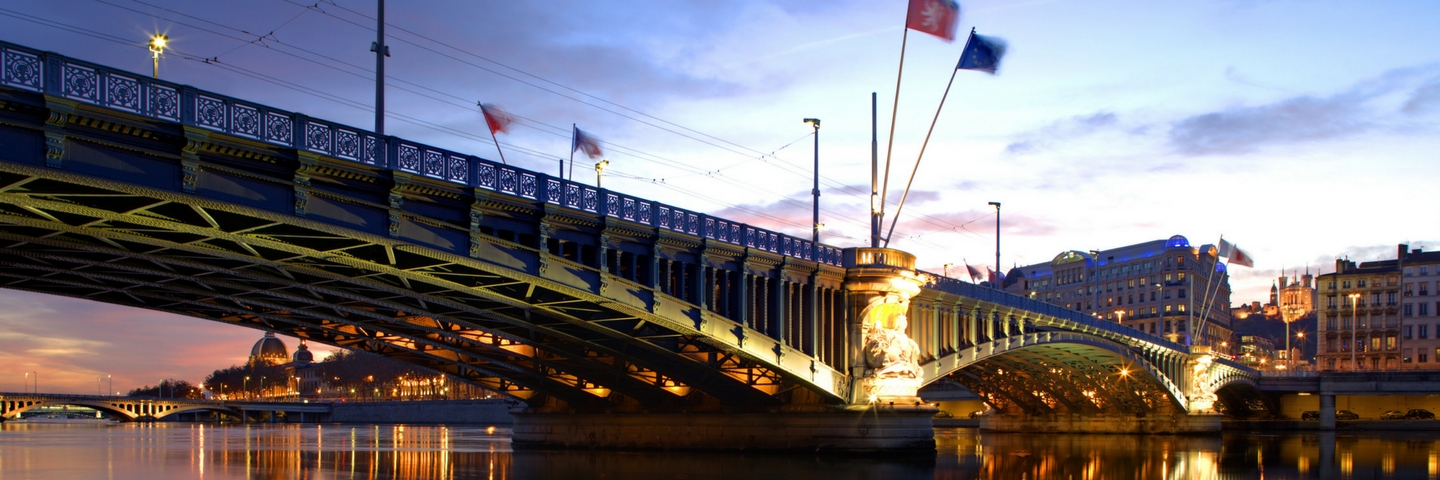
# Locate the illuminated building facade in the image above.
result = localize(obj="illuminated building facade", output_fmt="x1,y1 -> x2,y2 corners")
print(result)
1401,247 -> 1440,370
1003,235 -> 1234,352
1317,245 -> 1440,371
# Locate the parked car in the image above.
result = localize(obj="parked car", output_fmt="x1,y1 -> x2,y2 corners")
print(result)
1336,410 -> 1360,421
1301,411 -> 1319,420
1406,409 -> 1436,420
1382,410 -> 1407,420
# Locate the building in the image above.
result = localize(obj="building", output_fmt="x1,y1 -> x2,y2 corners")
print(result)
1003,235 -> 1234,352
1401,247 -> 1440,370
1316,246 -> 1406,371
1238,335 -> 1276,368
244,332 -> 320,398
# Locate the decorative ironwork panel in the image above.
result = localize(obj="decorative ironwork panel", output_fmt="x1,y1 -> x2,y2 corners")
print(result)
638,202 -> 651,224
622,198 -> 635,221
730,224 -> 740,244
564,183 -> 580,207
2,49 -> 42,91
687,214 -> 698,235
195,95 -> 226,130
606,194 -> 620,216
582,188 -> 597,212
783,238 -> 792,256
546,179 -> 562,204
449,156 -> 469,184
397,144 -> 421,174
476,163 -> 496,189
104,74 -> 141,112
672,210 -> 684,232
423,150 -> 444,178
519,173 -> 536,198
363,136 -> 380,165
305,122 -> 332,153
498,168 -> 517,193
334,129 -> 359,159
230,104 -> 260,138
717,221 -> 729,242
803,242 -> 812,261
705,218 -> 715,238
264,112 -> 292,144
61,64 -> 98,103
658,207 -> 671,228
745,228 -> 755,248
768,233 -> 778,252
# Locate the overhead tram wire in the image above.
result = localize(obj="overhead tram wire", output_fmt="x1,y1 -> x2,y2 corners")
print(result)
37,5 -> 982,249
133,0 -> 985,241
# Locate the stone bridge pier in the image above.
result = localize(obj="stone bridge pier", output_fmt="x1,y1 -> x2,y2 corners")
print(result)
511,248 -> 938,452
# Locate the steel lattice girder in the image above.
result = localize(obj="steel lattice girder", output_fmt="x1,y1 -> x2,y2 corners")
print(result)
0,165 -> 823,406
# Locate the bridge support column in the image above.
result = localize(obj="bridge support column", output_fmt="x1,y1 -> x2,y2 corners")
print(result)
1318,393 -> 1335,430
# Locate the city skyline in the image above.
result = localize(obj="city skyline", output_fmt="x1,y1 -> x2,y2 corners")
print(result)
0,0 -> 1436,393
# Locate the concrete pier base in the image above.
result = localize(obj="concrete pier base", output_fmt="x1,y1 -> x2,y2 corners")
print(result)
511,406 -> 938,453
980,413 -> 1222,434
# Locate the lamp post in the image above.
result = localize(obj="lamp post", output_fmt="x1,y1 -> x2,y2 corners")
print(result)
1349,293 -> 1360,371
1090,249 -> 1101,316
804,118 -> 821,244
594,159 -> 609,188
943,263 -> 953,279
1296,331 -> 1306,371
1115,309 -> 1126,325
148,34 -> 167,78
988,202 -> 1001,286
244,376 -> 250,400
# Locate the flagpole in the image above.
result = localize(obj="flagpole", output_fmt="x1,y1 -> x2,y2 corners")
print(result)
488,127 -> 508,166
568,124 -> 576,181
879,23 -> 911,241
1197,235 -> 1226,346
882,59 -> 961,247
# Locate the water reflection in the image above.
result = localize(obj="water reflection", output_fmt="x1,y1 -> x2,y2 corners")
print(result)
7,423 -> 1440,479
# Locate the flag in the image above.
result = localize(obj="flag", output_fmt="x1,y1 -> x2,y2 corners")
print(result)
479,103 -> 513,135
957,29 -> 1007,74
573,127 -> 603,159
906,0 -> 961,42
965,263 -> 984,282
1218,239 -> 1255,268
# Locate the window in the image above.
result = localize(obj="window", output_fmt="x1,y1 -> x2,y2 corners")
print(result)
1165,321 -> 1172,332
1406,304 -> 1415,317
1406,325 -> 1414,340
1423,303 -> 1431,316
1326,316 -> 1336,330
1149,307 -> 1157,315
1422,325 -> 1430,339
1179,289 -> 1187,299
1423,266 -> 1431,276
1179,304 -> 1187,312
1150,322 -> 1156,334
1327,297 -> 1337,308
1424,353 -> 1430,363
1179,272 -> 1186,282
1388,292 -> 1397,305
1164,290 -> 1172,299
1151,292 -> 1157,301
1165,305 -> 1173,313
1344,280 -> 1351,288
1359,279 -> 1367,288
1328,281 -> 1336,289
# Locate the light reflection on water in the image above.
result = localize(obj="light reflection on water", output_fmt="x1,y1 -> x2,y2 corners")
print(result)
5,423 -> 1440,479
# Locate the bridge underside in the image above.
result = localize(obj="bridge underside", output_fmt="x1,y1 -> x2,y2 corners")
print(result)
927,340 -> 1184,417
0,164 -> 827,411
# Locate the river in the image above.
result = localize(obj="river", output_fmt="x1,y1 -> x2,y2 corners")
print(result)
3,423 -> 1439,479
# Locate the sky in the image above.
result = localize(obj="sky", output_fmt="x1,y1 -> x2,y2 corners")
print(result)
1,0 -> 1438,394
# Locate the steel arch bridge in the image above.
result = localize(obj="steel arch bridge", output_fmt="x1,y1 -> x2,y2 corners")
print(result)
0,41 -> 1254,418
0,392 -> 327,422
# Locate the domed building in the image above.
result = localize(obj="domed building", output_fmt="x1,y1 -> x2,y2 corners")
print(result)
248,332 -> 290,367
292,339 -> 314,364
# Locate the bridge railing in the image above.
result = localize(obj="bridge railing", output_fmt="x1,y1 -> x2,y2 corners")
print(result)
921,273 -> 1185,352
0,41 -> 844,268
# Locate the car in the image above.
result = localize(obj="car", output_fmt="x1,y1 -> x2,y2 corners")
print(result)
1406,409 -> 1436,420
1337,410 -> 1360,421
1382,410 -> 1407,420
1301,411 -> 1319,420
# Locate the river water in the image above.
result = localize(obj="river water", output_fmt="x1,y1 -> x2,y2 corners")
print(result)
2,423 -> 1439,479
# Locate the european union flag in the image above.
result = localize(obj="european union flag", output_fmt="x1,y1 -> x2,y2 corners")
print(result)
957,28 -> 1007,74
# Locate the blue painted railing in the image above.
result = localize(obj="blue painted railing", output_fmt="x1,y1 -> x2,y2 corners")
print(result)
0,41 -> 843,267
923,273 -> 1186,352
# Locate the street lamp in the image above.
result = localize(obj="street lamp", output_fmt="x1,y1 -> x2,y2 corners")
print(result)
988,202 -> 1001,287
943,263 -> 953,278
244,376 -> 250,399
148,34 -> 168,78
804,118 -> 821,244
1089,249 -> 1101,315
1115,309 -> 1126,324
594,159 -> 609,188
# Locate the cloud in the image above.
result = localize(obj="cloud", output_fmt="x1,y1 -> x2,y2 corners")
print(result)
1403,81 -> 1440,115
1005,111 -> 1119,155
1167,93 -> 1372,155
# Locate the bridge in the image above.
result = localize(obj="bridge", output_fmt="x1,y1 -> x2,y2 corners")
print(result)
0,40 -> 1255,450
0,392 -> 329,422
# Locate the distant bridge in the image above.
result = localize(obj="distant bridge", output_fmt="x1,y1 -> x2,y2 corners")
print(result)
0,40 -> 1254,446
0,392 -> 327,422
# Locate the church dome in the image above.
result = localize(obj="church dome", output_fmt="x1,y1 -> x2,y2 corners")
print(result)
292,339 -> 314,364
248,332 -> 289,367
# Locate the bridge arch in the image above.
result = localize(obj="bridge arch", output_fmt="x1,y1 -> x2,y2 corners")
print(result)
921,332 -> 1188,415
2,399 -> 138,421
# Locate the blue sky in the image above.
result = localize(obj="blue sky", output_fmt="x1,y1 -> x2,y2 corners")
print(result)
1,0 -> 1437,393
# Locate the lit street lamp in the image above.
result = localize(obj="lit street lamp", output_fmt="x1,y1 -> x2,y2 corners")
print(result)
148,34 -> 167,78
1349,293 -> 1361,371
594,159 -> 609,188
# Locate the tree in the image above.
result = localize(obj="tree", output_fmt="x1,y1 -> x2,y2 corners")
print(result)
127,379 -> 203,399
